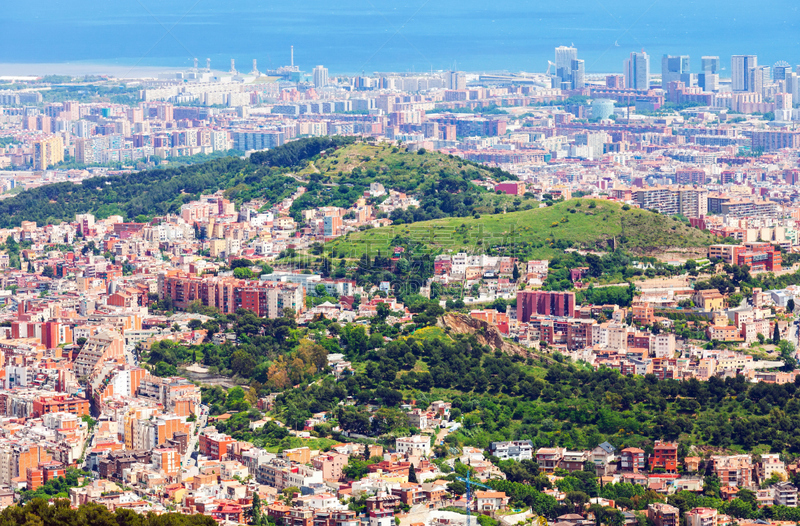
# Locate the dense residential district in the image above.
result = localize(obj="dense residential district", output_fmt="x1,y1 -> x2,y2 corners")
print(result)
6,48 -> 800,526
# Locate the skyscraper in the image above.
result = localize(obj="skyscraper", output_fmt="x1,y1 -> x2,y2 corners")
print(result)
625,51 -> 650,90
701,56 -> 720,74
33,135 -> 64,170
731,55 -> 758,92
570,59 -> 585,89
752,65 -> 770,94
785,72 -> 799,101
774,63 -> 792,81
661,55 -> 690,86
446,71 -> 466,90
555,45 -> 578,85
698,73 -> 719,92
312,65 -> 328,88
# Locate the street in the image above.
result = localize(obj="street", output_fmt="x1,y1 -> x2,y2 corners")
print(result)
181,404 -> 208,478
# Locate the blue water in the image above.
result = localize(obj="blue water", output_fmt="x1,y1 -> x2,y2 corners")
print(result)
2,0 -> 800,75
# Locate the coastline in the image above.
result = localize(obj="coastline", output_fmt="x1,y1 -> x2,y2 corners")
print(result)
0,62 -> 185,78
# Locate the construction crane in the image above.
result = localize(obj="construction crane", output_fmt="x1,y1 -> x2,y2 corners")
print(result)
455,471 -> 490,526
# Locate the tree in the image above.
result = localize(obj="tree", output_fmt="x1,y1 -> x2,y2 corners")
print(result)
376,302 -> 390,320
408,463 -> 418,484
773,322 -> 781,345
251,492 -> 262,526
282,486 -> 300,505
737,488 -> 756,505
154,361 -> 177,377
343,459 -> 373,480
566,491 -> 589,513
703,475 -> 721,499
727,293 -> 743,308
341,324 -> 368,355
725,498 -> 754,519
42,265 -> 55,278
447,481 -> 466,495
789,298 -> 796,313
234,267 -> 254,279
512,264 -> 520,281
778,340 -> 796,371
231,350 -> 257,377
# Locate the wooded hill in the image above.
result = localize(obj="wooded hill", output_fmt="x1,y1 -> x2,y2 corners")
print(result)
0,137 -> 521,227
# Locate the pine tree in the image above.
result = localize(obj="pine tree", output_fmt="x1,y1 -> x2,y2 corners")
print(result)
773,322 -> 781,345
408,462 -> 418,483
252,492 -> 262,526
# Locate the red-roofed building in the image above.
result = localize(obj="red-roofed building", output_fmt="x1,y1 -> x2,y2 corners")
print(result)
211,502 -> 245,523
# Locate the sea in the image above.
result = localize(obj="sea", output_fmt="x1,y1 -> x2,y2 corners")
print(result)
1,0 -> 800,77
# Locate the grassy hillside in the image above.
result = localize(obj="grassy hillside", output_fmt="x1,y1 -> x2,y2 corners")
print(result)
292,141 -> 511,187
283,141 -> 528,221
327,199 -> 717,260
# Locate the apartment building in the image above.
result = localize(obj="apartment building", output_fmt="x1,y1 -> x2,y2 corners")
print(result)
773,482 -> 798,507
711,455 -> 753,487
488,440 -> 533,461
647,503 -> 680,526
33,135 -> 65,170
634,186 -> 680,215
759,454 -> 787,483
517,291 -> 576,322
395,435 -> 431,457
650,441 -> 679,473
536,447 -> 566,473
159,271 -> 305,317
685,508 -> 717,526
74,332 -> 125,378
621,447 -> 646,473
199,428 -> 236,460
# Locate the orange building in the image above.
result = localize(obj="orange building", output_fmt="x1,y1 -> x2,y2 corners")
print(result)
152,448 -> 180,477
90,366 -> 147,407
16,445 -> 52,485
282,447 -> 311,464
152,415 -> 190,446
173,399 -> 195,417
26,467 -> 44,491
32,395 -> 90,418
199,429 -> 235,460
650,441 -> 678,473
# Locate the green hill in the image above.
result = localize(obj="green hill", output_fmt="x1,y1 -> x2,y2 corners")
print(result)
279,141 -> 526,222
0,137 -> 524,227
328,199 -> 717,260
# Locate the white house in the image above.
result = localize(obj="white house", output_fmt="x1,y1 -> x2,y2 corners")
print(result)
395,435 -> 431,457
